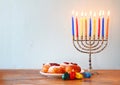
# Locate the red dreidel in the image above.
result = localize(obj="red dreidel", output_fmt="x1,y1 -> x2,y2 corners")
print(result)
69,70 -> 76,80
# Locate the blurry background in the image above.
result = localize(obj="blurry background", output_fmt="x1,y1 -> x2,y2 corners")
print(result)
0,0 -> 120,69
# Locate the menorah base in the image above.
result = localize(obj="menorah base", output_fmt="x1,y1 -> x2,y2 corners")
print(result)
84,69 -> 99,75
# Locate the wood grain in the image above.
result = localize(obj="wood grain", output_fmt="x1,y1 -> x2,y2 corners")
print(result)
0,69 -> 120,85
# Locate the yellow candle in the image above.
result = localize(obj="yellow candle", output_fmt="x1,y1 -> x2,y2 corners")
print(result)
80,11 -> 83,37
93,12 -> 96,39
106,11 -> 110,39
85,12 -> 87,38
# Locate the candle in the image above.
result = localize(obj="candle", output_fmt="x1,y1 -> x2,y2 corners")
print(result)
93,12 -> 96,38
89,18 -> 92,37
76,12 -> 79,38
98,11 -> 101,38
102,11 -> 104,37
106,11 -> 110,39
85,12 -> 87,38
89,11 -> 92,37
80,11 -> 83,37
72,11 -> 74,36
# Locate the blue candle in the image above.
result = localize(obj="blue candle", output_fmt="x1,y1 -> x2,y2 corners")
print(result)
89,18 -> 92,37
102,17 -> 104,37
72,16 -> 74,36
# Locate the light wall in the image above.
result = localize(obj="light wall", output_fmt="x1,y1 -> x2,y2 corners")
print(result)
0,0 -> 120,69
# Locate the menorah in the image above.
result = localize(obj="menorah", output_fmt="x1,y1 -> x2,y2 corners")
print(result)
71,10 -> 110,73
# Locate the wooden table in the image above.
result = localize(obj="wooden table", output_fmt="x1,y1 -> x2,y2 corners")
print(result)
0,70 -> 120,85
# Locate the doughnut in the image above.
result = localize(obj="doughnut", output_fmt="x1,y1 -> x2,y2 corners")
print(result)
41,63 -> 51,73
41,62 -> 81,73
48,66 -> 65,73
41,63 -> 59,73
61,62 -> 81,73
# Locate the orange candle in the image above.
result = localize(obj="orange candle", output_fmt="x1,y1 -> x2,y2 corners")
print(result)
106,11 -> 110,39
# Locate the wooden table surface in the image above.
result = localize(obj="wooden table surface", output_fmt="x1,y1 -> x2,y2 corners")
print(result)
0,70 -> 120,85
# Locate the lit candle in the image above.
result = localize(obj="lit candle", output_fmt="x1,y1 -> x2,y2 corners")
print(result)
72,11 -> 74,36
89,11 -> 92,37
76,12 -> 79,38
85,12 -> 87,38
98,11 -> 101,38
93,12 -> 96,38
102,11 -> 104,37
80,11 -> 83,37
106,10 -> 110,39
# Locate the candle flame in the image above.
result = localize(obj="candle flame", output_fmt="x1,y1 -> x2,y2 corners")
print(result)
81,11 -> 83,16
85,12 -> 87,17
72,10 -> 74,15
107,10 -> 110,16
102,10 -> 104,16
99,10 -> 102,16
89,11 -> 92,16
76,12 -> 78,16
93,12 -> 96,17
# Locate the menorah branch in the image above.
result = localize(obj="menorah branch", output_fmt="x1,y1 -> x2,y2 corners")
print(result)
73,36 -> 108,72
71,10 -> 110,73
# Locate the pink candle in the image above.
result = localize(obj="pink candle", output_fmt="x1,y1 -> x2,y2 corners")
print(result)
98,18 -> 100,38
76,12 -> 78,38
98,11 -> 101,38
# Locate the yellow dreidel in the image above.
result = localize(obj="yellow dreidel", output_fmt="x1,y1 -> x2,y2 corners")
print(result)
75,72 -> 83,79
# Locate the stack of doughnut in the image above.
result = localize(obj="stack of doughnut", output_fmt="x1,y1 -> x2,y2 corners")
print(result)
41,62 -> 81,74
